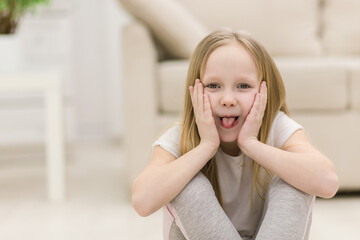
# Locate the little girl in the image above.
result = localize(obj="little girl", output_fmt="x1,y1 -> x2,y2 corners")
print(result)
132,30 -> 339,240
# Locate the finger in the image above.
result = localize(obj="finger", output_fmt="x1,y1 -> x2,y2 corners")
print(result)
189,85 -> 194,97
252,94 -> 264,124
260,82 -> 267,111
189,84 -> 195,98
189,85 -> 195,110
189,85 -> 196,111
193,80 -> 199,114
197,80 -> 204,115
256,82 -> 266,111
254,82 -> 266,112
246,94 -> 262,126
258,81 -> 265,92
260,81 -> 266,96
254,92 -> 261,112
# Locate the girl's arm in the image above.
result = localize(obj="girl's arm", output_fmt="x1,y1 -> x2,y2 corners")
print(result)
237,82 -> 339,198
239,130 -> 339,199
132,143 -> 216,217
132,79 -> 219,216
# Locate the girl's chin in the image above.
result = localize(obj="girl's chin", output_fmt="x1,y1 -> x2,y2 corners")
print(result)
218,128 -> 240,143
219,134 -> 238,143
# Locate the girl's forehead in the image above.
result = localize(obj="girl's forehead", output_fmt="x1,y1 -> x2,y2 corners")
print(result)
202,43 -> 258,78
209,42 -> 251,59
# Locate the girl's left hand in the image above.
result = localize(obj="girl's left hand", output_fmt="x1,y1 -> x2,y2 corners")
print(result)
237,81 -> 267,150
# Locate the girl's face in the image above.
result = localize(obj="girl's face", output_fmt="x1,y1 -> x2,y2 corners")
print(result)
202,42 -> 260,145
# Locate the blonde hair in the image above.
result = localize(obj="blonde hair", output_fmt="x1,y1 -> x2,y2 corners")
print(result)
179,29 -> 289,206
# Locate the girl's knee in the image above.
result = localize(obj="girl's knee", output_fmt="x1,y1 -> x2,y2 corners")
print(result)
259,176 -> 315,240
171,172 -> 215,205
267,175 -> 313,206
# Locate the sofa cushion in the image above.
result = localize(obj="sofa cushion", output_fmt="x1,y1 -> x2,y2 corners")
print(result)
158,58 -> 350,113
118,0 -> 208,59
275,58 -> 348,111
323,0 -> 360,55
177,0 -> 321,56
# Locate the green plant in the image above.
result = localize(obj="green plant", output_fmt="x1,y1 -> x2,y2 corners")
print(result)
0,0 -> 49,34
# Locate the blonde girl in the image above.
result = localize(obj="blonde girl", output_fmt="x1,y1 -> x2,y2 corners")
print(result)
132,30 -> 339,240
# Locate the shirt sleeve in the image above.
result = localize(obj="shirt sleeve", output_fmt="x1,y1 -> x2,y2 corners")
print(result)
267,111 -> 303,148
152,125 -> 181,158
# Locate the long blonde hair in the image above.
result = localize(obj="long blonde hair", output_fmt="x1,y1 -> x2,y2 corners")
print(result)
180,30 -> 289,205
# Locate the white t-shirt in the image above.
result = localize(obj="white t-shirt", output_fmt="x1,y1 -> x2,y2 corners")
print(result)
152,111 -> 303,238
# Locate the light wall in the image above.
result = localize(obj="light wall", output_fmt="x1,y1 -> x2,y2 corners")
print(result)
0,0 -> 130,144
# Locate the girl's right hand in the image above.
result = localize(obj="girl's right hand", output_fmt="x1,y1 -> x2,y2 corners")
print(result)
189,79 -> 220,154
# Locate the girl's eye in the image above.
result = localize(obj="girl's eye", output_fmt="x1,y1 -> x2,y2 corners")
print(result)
207,83 -> 220,89
238,84 -> 250,89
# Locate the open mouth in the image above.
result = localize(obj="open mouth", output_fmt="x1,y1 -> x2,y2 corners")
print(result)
219,116 -> 239,129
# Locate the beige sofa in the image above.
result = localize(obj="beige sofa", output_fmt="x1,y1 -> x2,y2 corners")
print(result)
119,0 -> 360,193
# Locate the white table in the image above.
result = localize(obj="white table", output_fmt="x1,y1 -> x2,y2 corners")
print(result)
0,72 -> 66,202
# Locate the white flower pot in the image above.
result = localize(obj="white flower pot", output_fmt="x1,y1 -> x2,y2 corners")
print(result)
0,33 -> 23,72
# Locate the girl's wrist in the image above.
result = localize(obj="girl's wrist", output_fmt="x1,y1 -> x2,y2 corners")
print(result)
238,137 -> 259,156
198,141 -> 219,158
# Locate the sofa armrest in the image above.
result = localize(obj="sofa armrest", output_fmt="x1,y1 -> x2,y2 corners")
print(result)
118,0 -> 207,58
122,20 -> 158,193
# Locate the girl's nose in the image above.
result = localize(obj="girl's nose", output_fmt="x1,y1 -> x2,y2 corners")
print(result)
220,92 -> 236,107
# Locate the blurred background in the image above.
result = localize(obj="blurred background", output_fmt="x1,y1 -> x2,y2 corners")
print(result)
0,0 -> 158,239
0,0 -> 359,239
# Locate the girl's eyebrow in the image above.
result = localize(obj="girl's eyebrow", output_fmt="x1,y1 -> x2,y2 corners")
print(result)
203,74 -> 258,83
202,74 -> 220,81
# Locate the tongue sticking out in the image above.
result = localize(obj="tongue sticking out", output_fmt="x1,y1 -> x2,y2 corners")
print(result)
222,117 -> 236,128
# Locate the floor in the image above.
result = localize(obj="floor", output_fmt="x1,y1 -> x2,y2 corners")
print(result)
0,141 -> 359,240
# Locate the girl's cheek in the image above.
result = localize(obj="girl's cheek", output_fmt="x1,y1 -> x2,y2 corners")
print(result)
242,94 -> 257,112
